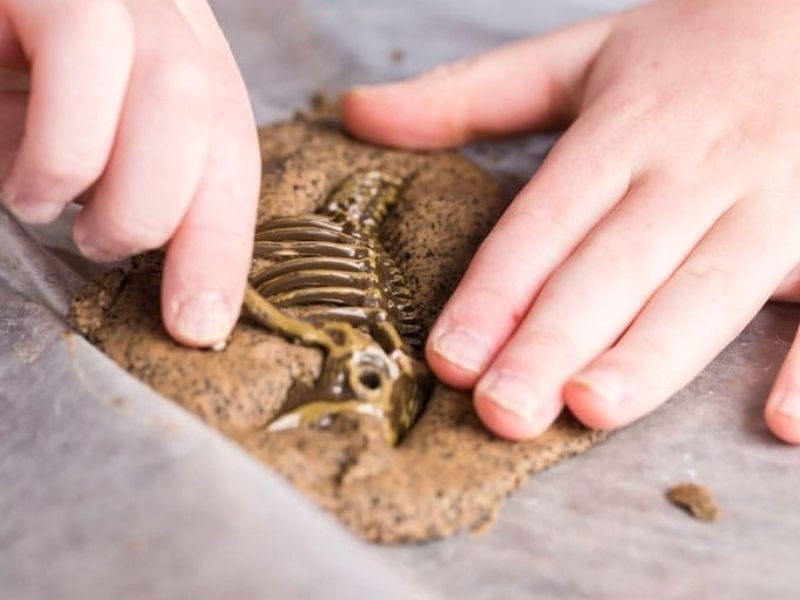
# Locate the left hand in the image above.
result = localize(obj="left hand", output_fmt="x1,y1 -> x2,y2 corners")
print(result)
341,0 -> 800,444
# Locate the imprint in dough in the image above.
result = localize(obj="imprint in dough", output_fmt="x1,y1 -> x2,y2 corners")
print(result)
71,119 -> 606,543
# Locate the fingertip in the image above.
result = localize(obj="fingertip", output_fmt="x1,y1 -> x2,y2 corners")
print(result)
339,87 -> 378,137
341,81 -> 467,149
424,327 -> 489,389
425,348 -> 479,390
340,84 -> 418,147
473,371 -> 560,440
72,215 -> 137,264
163,288 -> 239,349
3,191 -> 64,224
562,379 -> 620,431
473,392 -> 555,441
159,224 -> 250,349
764,399 -> 800,445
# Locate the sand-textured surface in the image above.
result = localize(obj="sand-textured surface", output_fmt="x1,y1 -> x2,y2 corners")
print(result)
71,119 -> 605,543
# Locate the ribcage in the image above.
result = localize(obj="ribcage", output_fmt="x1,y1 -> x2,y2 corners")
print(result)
250,215 -> 422,348
243,171 -> 431,445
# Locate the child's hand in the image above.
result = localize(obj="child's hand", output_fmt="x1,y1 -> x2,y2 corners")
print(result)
0,0 -> 260,347
342,0 -> 800,444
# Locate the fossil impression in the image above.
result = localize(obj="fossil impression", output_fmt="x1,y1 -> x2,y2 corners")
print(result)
242,170 -> 432,445
70,120 -> 608,543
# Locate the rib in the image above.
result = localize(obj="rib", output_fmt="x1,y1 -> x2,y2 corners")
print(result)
250,256 -> 370,285
256,270 -> 375,297
253,240 -> 366,259
268,286 -> 370,308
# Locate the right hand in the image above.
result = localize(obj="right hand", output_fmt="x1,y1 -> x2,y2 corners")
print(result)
0,0 -> 261,348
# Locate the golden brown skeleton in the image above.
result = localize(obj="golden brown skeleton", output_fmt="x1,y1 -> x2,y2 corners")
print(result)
242,171 -> 431,445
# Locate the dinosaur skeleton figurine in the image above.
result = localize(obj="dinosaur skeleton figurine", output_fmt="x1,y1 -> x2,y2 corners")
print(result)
242,171 -> 432,445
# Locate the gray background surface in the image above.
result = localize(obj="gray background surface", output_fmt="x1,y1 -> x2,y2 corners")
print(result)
2,1 -> 798,599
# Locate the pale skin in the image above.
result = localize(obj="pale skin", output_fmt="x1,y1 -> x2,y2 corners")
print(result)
0,0 -> 260,349
3,0 -> 800,445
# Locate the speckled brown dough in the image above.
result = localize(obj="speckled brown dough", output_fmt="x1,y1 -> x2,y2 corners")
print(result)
71,119 -> 606,543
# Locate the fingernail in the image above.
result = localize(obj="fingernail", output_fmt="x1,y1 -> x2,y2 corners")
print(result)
479,371 -> 538,422
173,292 -> 233,347
569,369 -> 624,407
73,229 -> 124,263
431,327 -> 490,373
346,84 -> 383,99
73,229 -> 100,260
774,389 -> 800,421
349,80 -> 408,96
4,192 -> 62,224
347,84 -> 372,95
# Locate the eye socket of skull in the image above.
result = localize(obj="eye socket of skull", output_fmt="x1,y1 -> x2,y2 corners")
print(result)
358,370 -> 383,391
349,352 -> 391,397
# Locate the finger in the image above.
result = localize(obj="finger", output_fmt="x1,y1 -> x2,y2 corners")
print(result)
424,113 -> 634,391
772,262 -> 800,302
0,10 -> 26,69
0,91 -> 27,180
473,173 -> 737,440
160,22 -> 261,348
73,5 -> 213,262
765,324 -> 800,444
341,17 -> 613,148
2,0 -> 134,223
564,196 -> 800,430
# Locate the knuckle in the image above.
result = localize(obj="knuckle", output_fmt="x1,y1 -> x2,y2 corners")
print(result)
624,336 -> 672,368
637,166 -> 694,193
678,258 -> 729,290
497,196 -> 577,252
547,124 -> 632,190
146,53 -> 211,107
507,199 -> 573,235
102,208 -> 177,254
577,233 -> 630,268
702,128 -> 744,166
447,284 -> 526,330
51,0 -> 134,42
516,326 -> 575,357
590,86 -> 663,127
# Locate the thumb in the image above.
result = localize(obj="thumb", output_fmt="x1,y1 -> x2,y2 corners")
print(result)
341,16 -> 613,149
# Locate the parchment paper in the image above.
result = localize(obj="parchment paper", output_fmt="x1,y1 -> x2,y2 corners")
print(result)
3,1 -> 799,599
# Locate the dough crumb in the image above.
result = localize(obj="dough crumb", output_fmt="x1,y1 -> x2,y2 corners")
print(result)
390,48 -> 406,63
666,482 -> 722,522
300,90 -> 340,123
469,505 -> 500,538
